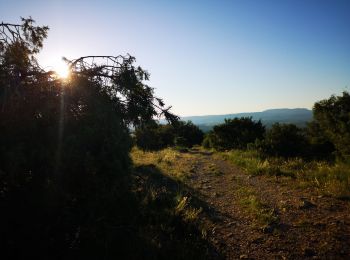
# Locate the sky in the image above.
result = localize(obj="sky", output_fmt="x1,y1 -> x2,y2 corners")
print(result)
1,0 -> 349,116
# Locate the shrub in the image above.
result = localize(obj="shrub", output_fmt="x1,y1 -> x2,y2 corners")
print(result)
312,92 -> 350,160
306,121 -> 335,160
134,122 -> 175,150
135,120 -> 203,150
205,117 -> 265,150
174,121 -> 204,147
258,123 -> 308,158
202,132 -> 218,149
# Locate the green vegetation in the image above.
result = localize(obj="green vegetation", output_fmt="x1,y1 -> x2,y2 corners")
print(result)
135,120 -> 204,151
256,123 -> 308,158
134,121 -> 174,151
174,121 -> 204,147
132,164 -> 214,259
312,92 -> 350,160
201,92 -> 350,201
132,147 -> 196,181
237,187 -> 279,230
221,150 -> 350,199
204,92 -> 350,163
202,117 -> 265,150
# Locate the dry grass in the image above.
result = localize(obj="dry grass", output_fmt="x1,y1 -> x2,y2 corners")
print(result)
237,187 -> 279,230
219,149 -> 350,199
175,196 -> 203,222
132,147 -> 210,233
131,147 -> 197,181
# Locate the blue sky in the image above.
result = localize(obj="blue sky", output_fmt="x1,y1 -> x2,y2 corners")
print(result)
1,0 -> 349,116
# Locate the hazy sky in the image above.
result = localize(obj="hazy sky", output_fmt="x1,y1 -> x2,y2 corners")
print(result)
1,0 -> 349,116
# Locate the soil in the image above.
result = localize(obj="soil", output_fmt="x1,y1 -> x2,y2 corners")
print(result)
133,148 -> 350,259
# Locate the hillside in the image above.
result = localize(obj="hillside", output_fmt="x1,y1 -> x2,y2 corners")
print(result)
179,108 -> 312,132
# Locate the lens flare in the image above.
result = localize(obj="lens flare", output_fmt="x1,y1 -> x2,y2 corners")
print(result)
53,59 -> 70,79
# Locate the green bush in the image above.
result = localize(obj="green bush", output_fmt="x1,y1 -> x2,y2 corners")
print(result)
257,123 -> 308,158
174,121 -> 204,147
312,91 -> 350,160
202,132 -> 218,149
306,121 -> 335,160
135,120 -> 203,150
205,117 -> 265,150
134,122 -> 175,150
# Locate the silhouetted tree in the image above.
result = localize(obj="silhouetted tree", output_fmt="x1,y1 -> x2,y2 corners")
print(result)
0,17 -> 178,259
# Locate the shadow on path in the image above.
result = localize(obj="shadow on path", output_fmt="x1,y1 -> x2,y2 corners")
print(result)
132,164 -> 226,259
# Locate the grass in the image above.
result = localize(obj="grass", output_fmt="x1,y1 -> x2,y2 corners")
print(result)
132,163 -> 212,259
131,147 -> 223,252
175,195 -> 203,222
219,149 -> 350,199
237,187 -> 279,230
131,148 -> 205,224
131,147 -> 195,182
207,163 -> 222,176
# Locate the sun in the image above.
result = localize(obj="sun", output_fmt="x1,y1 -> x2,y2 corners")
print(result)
53,59 -> 70,79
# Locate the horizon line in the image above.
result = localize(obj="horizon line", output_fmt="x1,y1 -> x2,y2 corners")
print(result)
177,107 -> 312,118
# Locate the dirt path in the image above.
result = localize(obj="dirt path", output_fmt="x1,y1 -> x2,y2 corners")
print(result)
182,148 -> 350,259
132,148 -> 350,259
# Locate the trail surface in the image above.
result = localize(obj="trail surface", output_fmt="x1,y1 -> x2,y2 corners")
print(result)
133,148 -> 350,259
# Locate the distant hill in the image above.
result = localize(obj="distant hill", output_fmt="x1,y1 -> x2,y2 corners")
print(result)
178,108 -> 313,132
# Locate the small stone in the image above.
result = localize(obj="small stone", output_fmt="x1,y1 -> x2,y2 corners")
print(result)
240,254 -> 249,259
299,199 -> 316,209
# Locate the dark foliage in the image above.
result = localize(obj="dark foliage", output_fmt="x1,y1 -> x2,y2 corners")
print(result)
0,18 -> 179,259
134,122 -> 175,151
306,121 -> 335,160
257,123 -> 309,158
174,121 -> 204,147
311,92 -> 350,160
132,164 -> 221,259
204,117 -> 265,150
135,120 -> 204,151
202,132 -> 217,149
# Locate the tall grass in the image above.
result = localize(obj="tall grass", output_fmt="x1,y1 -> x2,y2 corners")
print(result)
220,150 -> 350,199
131,147 -> 193,181
132,164 -> 211,259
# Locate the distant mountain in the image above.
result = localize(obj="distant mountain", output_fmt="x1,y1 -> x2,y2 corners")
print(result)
179,108 -> 313,132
